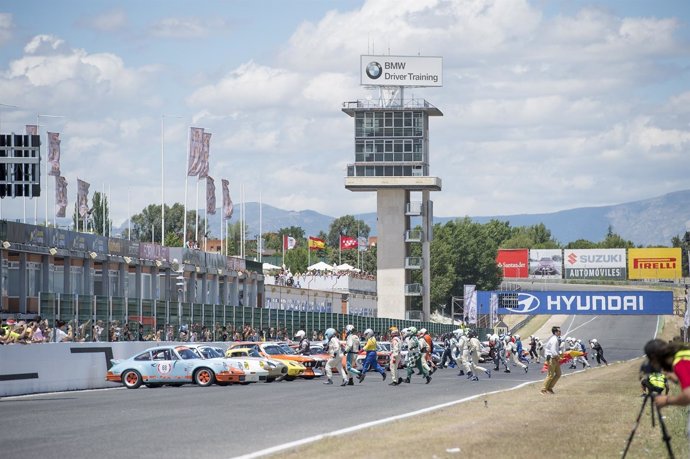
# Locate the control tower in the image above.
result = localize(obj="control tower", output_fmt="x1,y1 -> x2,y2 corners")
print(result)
343,55 -> 442,321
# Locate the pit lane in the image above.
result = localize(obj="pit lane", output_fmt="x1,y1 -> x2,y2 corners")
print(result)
0,314 -> 655,458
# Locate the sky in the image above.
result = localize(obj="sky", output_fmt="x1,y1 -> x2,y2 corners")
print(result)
0,0 -> 689,230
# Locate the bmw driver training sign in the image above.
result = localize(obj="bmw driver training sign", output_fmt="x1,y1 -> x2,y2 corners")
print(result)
489,290 -> 672,315
360,55 -> 443,87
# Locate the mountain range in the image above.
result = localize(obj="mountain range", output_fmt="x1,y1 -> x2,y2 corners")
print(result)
111,189 -> 689,247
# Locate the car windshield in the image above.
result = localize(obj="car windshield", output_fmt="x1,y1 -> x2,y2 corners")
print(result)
175,347 -> 200,360
198,347 -> 224,359
248,348 -> 262,358
278,344 -> 297,355
378,343 -> 390,351
263,345 -> 285,356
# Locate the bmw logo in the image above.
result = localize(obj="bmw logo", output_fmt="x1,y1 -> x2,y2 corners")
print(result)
366,61 -> 382,79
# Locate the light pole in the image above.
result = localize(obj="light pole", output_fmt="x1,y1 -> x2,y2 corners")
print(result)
161,115 -> 182,246
37,114 -> 65,227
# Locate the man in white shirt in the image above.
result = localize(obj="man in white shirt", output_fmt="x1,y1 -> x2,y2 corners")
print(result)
541,326 -> 562,394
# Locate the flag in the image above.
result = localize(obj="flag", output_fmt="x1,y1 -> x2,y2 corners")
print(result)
187,127 -> 204,176
222,179 -> 233,220
357,236 -> 368,252
308,236 -> 325,251
206,176 -> 216,215
55,176 -> 68,218
340,235 -> 358,250
490,293 -> 499,326
464,284 -> 477,325
47,132 -> 61,176
25,125 -> 38,135
684,289 -> 690,329
77,178 -> 90,218
283,235 -> 296,250
198,132 -> 211,178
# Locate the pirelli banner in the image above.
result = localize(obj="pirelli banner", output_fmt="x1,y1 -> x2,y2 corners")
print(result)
628,248 -> 682,280
564,249 -> 626,280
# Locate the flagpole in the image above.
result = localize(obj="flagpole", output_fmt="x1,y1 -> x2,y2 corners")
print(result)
102,183 -> 105,236
183,128 -> 190,248
339,235 -> 342,265
220,206 -> 223,255
241,184 -> 245,259
195,178 -> 200,243
282,235 -> 285,267
259,191 -> 262,263
127,188 -> 131,240
204,181 -> 208,252
108,184 -> 111,236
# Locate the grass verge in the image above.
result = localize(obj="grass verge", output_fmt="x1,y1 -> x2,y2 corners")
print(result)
272,315 -> 689,459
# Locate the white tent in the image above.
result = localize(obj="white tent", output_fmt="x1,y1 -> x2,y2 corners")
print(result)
336,263 -> 356,271
307,261 -> 334,271
262,262 -> 282,271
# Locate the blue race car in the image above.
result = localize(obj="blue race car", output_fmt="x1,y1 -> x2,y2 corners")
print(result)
106,344 -> 246,389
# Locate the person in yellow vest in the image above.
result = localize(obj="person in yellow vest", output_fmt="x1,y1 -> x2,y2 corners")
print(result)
358,328 -> 386,382
641,371 -> 668,396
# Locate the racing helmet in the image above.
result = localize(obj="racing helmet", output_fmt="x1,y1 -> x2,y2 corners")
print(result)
486,333 -> 493,340
514,334 -> 520,340
401,328 -> 409,337
419,328 -> 427,335
454,329 -> 465,338
591,338 -> 598,344
389,326 -> 400,336
295,330 -> 306,339
345,324 -> 355,334
364,328 -> 374,338
408,326 -> 418,336
325,328 -> 336,339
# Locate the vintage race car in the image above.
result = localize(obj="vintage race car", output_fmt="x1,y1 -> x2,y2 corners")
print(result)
224,346 -> 289,382
187,344 -> 267,383
105,345 -> 245,389
227,341 -> 315,379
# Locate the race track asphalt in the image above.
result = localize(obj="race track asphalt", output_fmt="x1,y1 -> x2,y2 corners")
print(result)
0,313 -> 657,458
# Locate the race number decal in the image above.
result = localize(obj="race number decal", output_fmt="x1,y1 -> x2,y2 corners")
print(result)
157,362 -> 172,374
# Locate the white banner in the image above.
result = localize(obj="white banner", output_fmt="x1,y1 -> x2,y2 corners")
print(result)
360,55 -> 442,87
464,284 -> 477,325
528,249 -> 563,279
564,248 -> 627,279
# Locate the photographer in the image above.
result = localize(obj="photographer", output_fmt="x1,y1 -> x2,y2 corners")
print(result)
643,339 -> 690,409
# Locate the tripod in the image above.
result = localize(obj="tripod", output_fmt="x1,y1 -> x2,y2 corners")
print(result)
622,391 -> 674,459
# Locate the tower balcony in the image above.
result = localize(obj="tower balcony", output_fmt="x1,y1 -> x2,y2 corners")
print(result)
404,283 -> 422,296
405,257 -> 422,269
404,229 -> 423,243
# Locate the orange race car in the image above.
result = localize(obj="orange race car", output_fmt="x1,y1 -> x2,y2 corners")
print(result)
226,341 -> 324,378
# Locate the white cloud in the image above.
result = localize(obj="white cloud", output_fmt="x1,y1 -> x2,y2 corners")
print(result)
0,13 -> 12,45
150,17 -> 228,39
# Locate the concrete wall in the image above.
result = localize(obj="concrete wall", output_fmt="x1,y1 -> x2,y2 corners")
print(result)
376,189 -> 409,319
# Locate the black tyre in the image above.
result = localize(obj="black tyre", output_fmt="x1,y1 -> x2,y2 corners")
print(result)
145,383 -> 162,388
122,370 -> 142,389
194,368 -> 216,387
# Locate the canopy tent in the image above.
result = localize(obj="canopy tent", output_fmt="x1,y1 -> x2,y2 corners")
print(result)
262,262 -> 282,271
336,263 -> 356,271
307,261 -> 335,271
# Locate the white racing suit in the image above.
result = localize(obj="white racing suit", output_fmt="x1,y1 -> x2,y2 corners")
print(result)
468,337 -> 490,380
507,341 -> 527,371
345,333 -> 361,380
390,335 -> 403,383
458,336 -> 471,375
326,336 -> 348,383
419,337 -> 432,373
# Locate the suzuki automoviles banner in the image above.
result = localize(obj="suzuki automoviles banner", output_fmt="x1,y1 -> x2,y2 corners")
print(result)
564,249 -> 626,280
628,248 -> 682,280
491,290 -> 672,315
496,249 -> 528,278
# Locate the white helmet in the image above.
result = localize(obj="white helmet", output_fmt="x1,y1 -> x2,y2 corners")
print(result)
591,338 -> 598,344
364,328 -> 374,338
325,328 -> 336,339
419,328 -> 427,335
514,334 -> 520,340
576,339 -> 581,344
345,324 -> 355,333
401,328 -> 410,337
295,330 -> 305,339
491,334 -> 499,342
486,333 -> 492,340
454,329 -> 465,338
535,336 -> 541,342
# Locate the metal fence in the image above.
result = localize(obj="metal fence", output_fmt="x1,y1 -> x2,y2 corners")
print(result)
38,293 -> 456,341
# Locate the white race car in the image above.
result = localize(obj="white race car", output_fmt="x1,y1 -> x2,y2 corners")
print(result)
188,344 -> 269,383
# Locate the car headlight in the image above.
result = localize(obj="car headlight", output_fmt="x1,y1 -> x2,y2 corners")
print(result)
259,361 -> 265,368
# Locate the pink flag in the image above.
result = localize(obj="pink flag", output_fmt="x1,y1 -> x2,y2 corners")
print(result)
55,176 -> 68,218
222,179 -> 233,220
47,132 -> 61,176
187,127 -> 204,176
206,176 -> 216,215
198,132 -> 211,178
77,178 -> 90,218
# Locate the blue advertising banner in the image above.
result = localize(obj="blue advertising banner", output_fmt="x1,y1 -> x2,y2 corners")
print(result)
480,290 -> 673,315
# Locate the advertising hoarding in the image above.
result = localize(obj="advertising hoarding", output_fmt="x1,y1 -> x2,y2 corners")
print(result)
496,249 -> 529,278
628,248 -> 682,279
360,55 -> 442,87
494,290 -> 672,315
563,248 -> 627,280
528,249 -> 562,279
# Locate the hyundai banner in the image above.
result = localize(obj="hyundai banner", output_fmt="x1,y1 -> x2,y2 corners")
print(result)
628,248 -> 682,280
487,290 -> 672,315
564,249 -> 627,280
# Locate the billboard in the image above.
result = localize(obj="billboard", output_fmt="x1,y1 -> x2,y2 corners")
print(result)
360,55 -> 442,87
563,249 -> 627,280
497,249 -> 529,278
494,290 -> 672,315
529,249 -> 562,279
628,248 -> 682,280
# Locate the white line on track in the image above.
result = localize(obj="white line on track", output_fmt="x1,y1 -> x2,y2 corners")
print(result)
1,386 -> 124,400
563,316 -> 598,336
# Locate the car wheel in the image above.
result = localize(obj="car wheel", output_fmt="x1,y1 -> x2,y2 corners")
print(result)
194,368 -> 216,387
122,370 -> 142,389
285,375 -> 296,381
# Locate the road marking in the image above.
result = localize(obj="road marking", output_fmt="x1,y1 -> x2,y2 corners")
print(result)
1,386 -> 124,400
231,380 -> 537,459
563,316 -> 598,336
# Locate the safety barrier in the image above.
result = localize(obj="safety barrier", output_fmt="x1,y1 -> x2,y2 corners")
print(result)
37,293 -> 456,341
